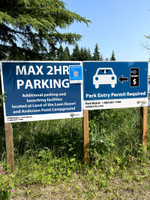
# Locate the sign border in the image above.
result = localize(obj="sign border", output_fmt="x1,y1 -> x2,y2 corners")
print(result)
1,61 -> 83,123
83,61 -> 149,110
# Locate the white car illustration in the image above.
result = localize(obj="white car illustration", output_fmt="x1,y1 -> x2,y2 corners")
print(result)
93,68 -> 117,88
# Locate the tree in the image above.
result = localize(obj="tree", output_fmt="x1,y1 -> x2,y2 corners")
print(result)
93,43 -> 103,61
71,44 -> 80,60
79,47 -> 84,61
0,0 -> 90,60
57,45 -> 64,60
63,46 -> 71,60
110,50 -> 116,61
86,48 -> 92,60
79,47 -> 92,61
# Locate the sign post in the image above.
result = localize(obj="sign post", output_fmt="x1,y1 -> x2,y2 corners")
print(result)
140,106 -> 148,152
5,123 -> 14,172
83,110 -> 89,164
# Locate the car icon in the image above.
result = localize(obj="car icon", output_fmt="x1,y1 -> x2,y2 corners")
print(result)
93,68 -> 117,88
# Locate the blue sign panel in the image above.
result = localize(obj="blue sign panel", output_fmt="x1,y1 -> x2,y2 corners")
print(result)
1,61 -> 83,123
83,61 -> 148,110
69,65 -> 83,83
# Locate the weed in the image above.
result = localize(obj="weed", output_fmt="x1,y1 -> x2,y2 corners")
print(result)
0,164 -> 14,200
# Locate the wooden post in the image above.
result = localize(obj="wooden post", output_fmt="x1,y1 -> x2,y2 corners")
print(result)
4,123 -> 14,172
83,110 -> 90,164
140,106 -> 148,152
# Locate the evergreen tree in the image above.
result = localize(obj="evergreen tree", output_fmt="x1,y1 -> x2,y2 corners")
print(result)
93,43 -> 103,61
49,47 -> 57,60
93,43 -> 100,60
0,0 -> 90,60
57,45 -> 64,60
80,47 -> 86,61
87,48 -> 92,60
63,47 -> 71,60
79,47 -> 92,61
110,50 -> 116,61
71,44 -> 80,60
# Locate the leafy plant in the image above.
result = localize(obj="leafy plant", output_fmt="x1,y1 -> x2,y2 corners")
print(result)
0,93 -> 6,108
0,165 -> 14,200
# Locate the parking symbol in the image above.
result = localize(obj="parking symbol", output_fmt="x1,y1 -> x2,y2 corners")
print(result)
93,68 -> 117,88
130,68 -> 139,87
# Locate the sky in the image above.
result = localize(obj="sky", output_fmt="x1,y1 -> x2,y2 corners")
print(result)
62,0 -> 150,61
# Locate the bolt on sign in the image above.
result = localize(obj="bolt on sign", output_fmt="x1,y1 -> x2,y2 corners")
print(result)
83,61 -> 148,110
1,61 -> 83,123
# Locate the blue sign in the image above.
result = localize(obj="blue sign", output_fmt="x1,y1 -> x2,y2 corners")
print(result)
1,61 -> 83,123
83,61 -> 148,110
69,65 -> 83,83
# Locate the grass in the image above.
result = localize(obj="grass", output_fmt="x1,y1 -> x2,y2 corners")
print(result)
8,158 -> 150,200
1,107 -> 150,199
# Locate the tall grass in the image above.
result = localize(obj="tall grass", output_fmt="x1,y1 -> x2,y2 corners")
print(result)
0,107 -> 149,166
1,107 -> 150,199
89,108 -> 144,167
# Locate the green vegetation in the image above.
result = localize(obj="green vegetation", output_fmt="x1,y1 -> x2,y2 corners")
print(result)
56,43 -> 116,61
0,0 -> 90,60
0,108 -> 150,199
110,50 -> 116,61
93,43 -> 103,61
